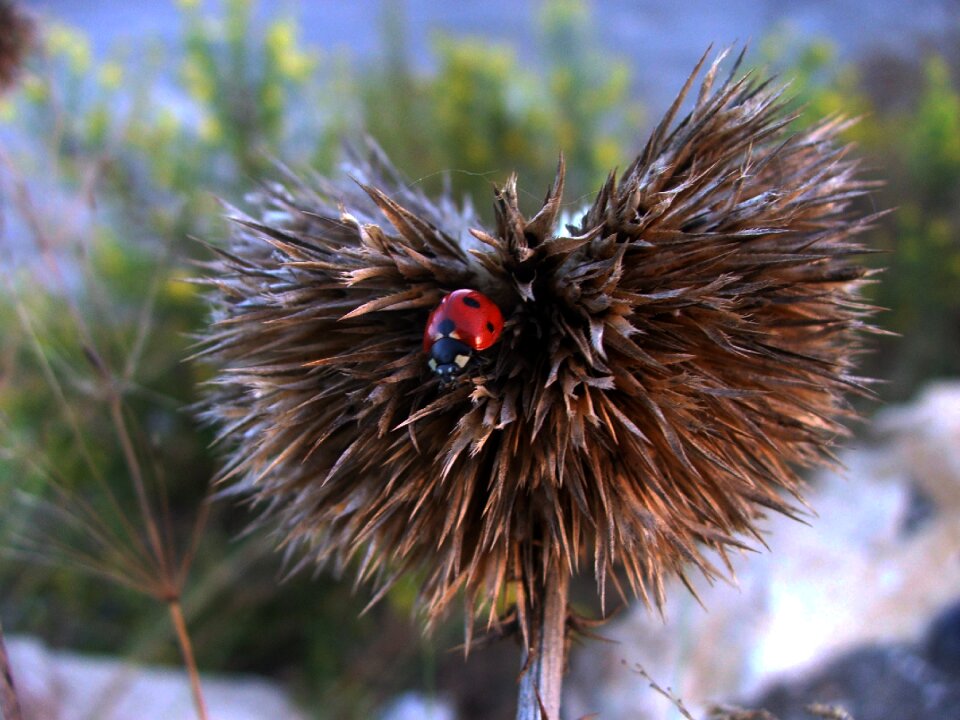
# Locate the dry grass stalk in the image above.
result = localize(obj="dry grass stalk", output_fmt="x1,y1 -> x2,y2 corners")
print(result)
636,665 -> 858,720
0,151 -> 211,720
200,48 -> 879,718
707,705 -> 856,720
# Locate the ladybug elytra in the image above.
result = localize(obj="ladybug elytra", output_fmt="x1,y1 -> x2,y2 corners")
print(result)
423,289 -> 504,383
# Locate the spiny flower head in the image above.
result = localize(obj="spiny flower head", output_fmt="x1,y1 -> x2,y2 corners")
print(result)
199,50 -> 878,633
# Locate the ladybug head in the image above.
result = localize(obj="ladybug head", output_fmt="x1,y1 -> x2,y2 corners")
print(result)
428,336 -> 473,385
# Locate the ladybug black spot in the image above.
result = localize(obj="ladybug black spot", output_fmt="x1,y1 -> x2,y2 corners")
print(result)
437,318 -> 456,335
462,296 -> 482,309
486,322 -> 495,332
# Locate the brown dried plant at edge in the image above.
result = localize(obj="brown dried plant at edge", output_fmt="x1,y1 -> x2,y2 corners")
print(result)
0,1 -> 34,95
199,49 -> 879,715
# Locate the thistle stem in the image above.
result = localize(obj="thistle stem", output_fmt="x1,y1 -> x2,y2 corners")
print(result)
168,600 -> 209,720
0,619 -> 23,720
517,564 -> 568,720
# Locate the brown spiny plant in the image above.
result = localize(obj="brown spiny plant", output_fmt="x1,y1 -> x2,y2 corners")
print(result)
199,49 -> 878,719
0,1 -> 34,95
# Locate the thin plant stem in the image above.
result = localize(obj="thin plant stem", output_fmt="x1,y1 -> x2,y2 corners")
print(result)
0,619 -> 23,720
107,395 -> 167,578
168,600 -> 209,720
517,565 -> 568,720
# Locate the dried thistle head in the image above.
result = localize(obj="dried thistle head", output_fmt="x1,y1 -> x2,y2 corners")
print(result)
199,50 -> 878,633
0,1 -> 33,95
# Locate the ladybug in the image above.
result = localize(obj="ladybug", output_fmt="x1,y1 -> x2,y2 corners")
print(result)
423,289 -> 504,383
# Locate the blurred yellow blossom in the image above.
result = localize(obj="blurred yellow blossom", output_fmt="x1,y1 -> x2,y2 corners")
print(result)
98,61 -> 123,90
22,74 -> 47,103
266,20 -> 316,81
0,98 -> 14,122
199,114 -> 222,141
47,24 -> 91,73
165,272 -> 198,303
182,57 -> 214,103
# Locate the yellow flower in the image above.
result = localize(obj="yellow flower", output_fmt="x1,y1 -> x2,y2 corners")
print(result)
22,75 -> 47,103
199,114 -> 222,142
266,20 -> 315,81
98,62 -> 123,90
47,24 -> 91,73
182,58 -> 214,103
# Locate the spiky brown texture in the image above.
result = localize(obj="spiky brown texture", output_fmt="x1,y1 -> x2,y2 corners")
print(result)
0,2 -> 33,95
199,51 -> 878,632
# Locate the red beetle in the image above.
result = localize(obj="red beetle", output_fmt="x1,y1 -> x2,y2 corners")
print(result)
423,289 -> 504,383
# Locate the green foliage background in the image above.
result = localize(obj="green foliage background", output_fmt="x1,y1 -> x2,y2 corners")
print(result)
0,1 -> 957,717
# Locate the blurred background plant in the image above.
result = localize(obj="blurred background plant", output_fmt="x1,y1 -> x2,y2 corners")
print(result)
0,0 -> 956,717
761,33 -> 960,401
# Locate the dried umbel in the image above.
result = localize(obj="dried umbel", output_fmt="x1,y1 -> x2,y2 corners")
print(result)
200,52 -> 877,639
0,1 -> 33,95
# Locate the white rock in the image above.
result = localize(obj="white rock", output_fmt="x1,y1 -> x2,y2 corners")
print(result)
873,380 -> 960,510
565,381 -> 960,719
6,635 -> 306,720
379,691 -> 456,720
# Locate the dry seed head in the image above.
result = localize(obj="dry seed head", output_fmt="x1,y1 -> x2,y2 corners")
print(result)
199,50 -> 879,632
